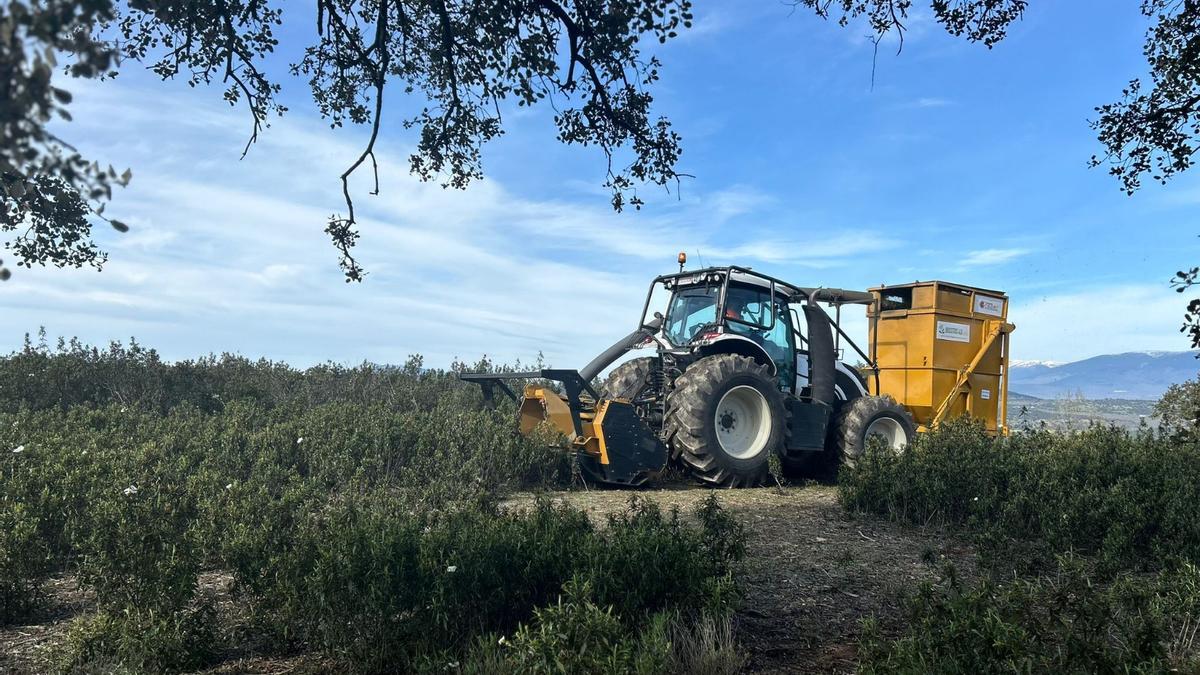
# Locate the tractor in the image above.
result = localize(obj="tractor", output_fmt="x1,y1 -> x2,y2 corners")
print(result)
462,256 -> 1013,488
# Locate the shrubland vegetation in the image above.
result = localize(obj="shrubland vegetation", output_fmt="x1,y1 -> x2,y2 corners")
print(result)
0,333 -> 746,673
8,331 -> 1200,673
842,419 -> 1200,672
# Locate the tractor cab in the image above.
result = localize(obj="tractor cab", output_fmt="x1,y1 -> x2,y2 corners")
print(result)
644,265 -> 873,398
659,273 -> 797,389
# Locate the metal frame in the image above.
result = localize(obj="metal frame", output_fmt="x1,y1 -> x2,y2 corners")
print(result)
640,265 -> 877,370
459,369 -> 599,438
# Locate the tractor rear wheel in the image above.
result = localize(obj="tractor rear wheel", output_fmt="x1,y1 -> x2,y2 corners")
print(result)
836,395 -> 916,469
664,354 -> 784,487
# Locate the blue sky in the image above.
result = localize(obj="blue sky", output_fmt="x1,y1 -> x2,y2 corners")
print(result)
4,1 -> 1198,368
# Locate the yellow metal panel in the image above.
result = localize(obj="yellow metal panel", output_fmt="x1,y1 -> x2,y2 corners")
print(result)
592,400 -> 613,466
935,284 -> 974,314
518,386 -> 574,437
516,385 -> 608,464
868,281 -> 1014,436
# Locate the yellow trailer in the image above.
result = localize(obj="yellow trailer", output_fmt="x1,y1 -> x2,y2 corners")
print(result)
867,281 -> 1015,435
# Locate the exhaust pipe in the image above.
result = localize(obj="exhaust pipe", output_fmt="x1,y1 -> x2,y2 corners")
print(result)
803,303 -> 836,406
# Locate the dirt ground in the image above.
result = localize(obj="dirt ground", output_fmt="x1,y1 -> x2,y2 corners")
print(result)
0,484 -> 973,674
509,485 -> 975,674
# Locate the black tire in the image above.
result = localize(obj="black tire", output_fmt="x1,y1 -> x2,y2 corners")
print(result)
602,357 -> 656,400
836,395 -> 916,469
664,354 -> 785,487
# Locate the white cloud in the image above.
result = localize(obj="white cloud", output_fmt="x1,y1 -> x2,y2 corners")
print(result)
6,79 -> 906,370
1010,285 -> 1189,362
961,247 -> 1032,267
16,72 -> 1175,373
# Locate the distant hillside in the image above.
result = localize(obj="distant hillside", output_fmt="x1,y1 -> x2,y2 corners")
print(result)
1007,391 -> 1156,430
1009,351 -> 1199,400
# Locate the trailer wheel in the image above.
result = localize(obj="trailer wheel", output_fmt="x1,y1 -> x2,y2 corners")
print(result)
664,354 -> 784,487
836,395 -> 916,469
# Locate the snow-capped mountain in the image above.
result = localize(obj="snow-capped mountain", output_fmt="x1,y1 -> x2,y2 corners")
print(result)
1009,351 -> 1199,400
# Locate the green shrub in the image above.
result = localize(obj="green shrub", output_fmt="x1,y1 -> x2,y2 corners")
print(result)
0,501 -> 51,624
73,480 -> 202,616
0,337 -> 746,670
839,419 -> 1200,572
585,496 -> 744,620
501,577 -> 672,674
56,604 -> 215,674
0,330 -> 545,415
236,493 -> 744,672
858,558 -> 1200,674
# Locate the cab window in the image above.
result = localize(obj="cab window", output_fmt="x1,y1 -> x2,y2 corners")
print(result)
664,286 -> 719,344
724,285 -> 795,388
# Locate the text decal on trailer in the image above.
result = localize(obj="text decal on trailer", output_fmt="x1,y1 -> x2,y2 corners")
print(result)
974,295 -> 1005,317
936,320 -> 971,343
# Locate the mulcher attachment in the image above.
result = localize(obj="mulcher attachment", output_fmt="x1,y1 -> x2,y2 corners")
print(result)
460,369 -> 667,486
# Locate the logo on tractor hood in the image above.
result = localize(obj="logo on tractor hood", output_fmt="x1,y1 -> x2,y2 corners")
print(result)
936,320 -> 971,343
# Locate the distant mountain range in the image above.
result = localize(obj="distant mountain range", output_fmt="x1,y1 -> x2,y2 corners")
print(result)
1009,351 -> 1199,401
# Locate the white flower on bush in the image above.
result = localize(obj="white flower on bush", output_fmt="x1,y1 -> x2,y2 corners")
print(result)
226,483 -> 234,490
123,485 -> 138,496
11,445 -> 23,454
972,496 -> 979,502
446,565 -> 457,573
296,437 -> 304,444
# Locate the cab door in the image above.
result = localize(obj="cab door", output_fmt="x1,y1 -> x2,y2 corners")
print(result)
723,286 -> 797,391
790,304 -> 810,394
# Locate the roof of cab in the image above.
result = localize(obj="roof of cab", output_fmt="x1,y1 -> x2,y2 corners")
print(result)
671,267 -> 874,305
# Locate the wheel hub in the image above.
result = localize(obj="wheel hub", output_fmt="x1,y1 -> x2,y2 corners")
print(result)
713,385 -> 772,460
864,417 -> 908,451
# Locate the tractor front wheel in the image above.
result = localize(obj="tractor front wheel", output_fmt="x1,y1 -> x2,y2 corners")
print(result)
603,357 -> 657,400
602,357 -> 661,425
665,354 -> 784,487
